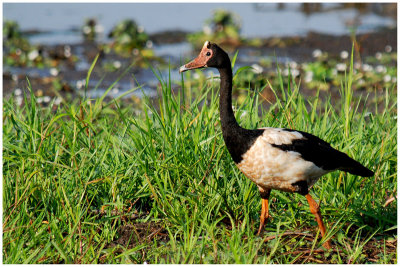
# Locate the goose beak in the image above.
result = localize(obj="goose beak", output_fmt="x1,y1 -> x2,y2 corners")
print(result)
179,41 -> 211,73
179,58 -> 207,73
179,65 -> 190,73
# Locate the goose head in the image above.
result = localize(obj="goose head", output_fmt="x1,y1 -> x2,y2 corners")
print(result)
179,41 -> 230,73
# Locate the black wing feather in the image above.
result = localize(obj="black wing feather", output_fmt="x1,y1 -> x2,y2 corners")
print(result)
271,129 -> 373,177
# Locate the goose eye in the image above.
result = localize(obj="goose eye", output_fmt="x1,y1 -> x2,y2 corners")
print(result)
206,52 -> 211,56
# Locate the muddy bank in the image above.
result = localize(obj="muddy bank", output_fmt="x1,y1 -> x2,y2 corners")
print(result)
257,28 -> 397,62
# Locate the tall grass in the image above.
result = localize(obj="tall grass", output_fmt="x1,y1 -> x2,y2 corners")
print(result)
3,53 -> 397,263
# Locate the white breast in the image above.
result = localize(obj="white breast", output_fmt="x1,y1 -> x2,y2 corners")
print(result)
236,128 -> 328,192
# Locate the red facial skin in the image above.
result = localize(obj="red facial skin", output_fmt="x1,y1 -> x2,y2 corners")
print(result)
179,41 -> 213,73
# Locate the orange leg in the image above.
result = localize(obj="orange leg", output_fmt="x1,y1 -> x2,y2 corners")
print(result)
305,194 -> 332,249
257,198 -> 269,235
257,188 -> 271,235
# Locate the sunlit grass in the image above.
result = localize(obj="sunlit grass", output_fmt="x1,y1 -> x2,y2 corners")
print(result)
3,50 -> 397,263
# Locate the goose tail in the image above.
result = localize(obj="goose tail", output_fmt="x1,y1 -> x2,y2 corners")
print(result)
339,159 -> 374,177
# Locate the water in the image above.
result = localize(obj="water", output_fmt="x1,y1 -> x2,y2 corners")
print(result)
4,3 -> 395,45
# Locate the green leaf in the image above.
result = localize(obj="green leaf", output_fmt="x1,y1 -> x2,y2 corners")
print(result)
84,53 -> 100,99
51,240 -> 73,264
233,66 -> 252,80
231,50 -> 239,69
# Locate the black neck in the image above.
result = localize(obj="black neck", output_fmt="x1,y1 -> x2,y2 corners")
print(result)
217,64 -> 264,164
218,66 -> 241,133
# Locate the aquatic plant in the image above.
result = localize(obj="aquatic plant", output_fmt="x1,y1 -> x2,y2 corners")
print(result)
188,9 -> 243,48
82,18 -> 101,41
3,20 -> 45,67
3,20 -> 30,53
302,49 -> 397,91
108,19 -> 152,56
4,20 -> 23,42
302,61 -> 335,90
206,9 -> 241,37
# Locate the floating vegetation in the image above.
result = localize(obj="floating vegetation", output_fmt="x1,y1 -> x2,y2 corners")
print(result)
3,20 -> 28,48
3,20 -> 76,68
3,20 -> 40,67
188,9 -> 244,48
82,18 -> 103,41
108,19 -> 153,57
301,49 -> 397,91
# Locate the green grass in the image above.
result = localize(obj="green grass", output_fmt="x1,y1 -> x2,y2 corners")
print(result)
3,53 -> 397,263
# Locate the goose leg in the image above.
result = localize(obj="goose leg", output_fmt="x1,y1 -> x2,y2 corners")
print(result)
257,187 -> 271,235
305,194 -> 332,249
